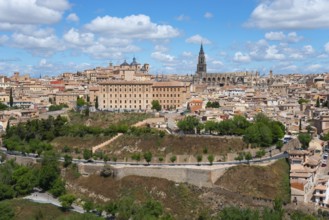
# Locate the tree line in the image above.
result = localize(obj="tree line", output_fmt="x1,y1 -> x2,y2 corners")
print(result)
177,113 -> 285,148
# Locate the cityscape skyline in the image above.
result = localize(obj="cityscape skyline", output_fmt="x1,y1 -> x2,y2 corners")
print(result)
0,0 -> 329,76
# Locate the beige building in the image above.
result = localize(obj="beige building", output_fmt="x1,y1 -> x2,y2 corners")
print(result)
152,81 -> 190,110
55,92 -> 85,108
98,80 -> 191,111
99,81 -> 153,111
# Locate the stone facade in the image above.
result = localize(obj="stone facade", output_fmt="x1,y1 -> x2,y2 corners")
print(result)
98,80 -> 191,111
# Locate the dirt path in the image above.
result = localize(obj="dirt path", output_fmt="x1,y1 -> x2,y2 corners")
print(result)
92,133 -> 123,153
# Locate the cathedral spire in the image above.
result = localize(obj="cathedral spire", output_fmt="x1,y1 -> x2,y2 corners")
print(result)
199,43 -> 204,55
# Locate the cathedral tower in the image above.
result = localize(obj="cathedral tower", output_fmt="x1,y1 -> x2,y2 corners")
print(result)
196,44 -> 207,77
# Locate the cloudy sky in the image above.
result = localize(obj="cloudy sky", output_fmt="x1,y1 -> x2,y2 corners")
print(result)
0,0 -> 329,77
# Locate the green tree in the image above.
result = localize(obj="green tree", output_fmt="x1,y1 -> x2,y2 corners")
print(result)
63,154 -> 72,167
245,152 -> 252,162
59,194 -> 76,211
196,155 -> 202,165
315,97 -> 320,107
151,100 -> 161,111
207,154 -> 214,165
95,96 -> 99,109
323,132 -> 329,141
83,149 -> 93,160
255,149 -> 266,158
276,140 -> 284,151
298,133 -> 312,149
144,151 -> 152,164
0,102 -> 8,110
9,88 -> 13,107
38,151 -> 60,191
298,98 -> 309,105
83,200 -> 94,213
170,155 -> 177,163
204,120 -> 217,134
12,166 -> 36,195
0,202 -> 15,220
0,183 -> 15,200
49,177 -> 66,197
77,97 -> 86,108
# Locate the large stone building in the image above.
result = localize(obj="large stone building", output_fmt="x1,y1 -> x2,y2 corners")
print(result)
98,81 -> 191,111
194,44 -> 259,86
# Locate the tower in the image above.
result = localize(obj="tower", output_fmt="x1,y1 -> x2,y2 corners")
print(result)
196,44 -> 207,77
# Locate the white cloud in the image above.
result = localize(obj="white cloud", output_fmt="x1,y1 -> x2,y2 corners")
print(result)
154,45 -> 168,52
307,64 -> 322,71
66,13 -> 79,22
204,12 -> 213,19
325,42 -> 329,53
182,51 -> 192,57
303,45 -> 315,55
289,53 -> 303,59
264,31 -> 303,43
0,35 -> 8,45
246,0 -> 329,29
176,14 -> 189,21
85,14 -> 180,39
39,58 -> 53,68
212,60 -> 223,66
265,32 -> 285,41
11,31 -> 64,56
186,34 -> 211,44
0,0 -> 70,25
151,51 -> 175,63
63,28 -> 94,46
265,45 -> 285,60
233,52 -> 251,63
281,65 -> 298,71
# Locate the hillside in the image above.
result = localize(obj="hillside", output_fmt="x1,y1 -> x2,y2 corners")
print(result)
215,159 -> 290,202
105,134 -> 248,159
0,199 -> 101,220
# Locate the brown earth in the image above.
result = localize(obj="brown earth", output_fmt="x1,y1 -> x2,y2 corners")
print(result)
104,134 -> 248,159
68,111 -> 153,128
65,171 -> 205,220
51,135 -> 111,151
215,159 -> 290,202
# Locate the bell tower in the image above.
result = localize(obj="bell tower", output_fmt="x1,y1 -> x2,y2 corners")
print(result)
196,44 -> 207,77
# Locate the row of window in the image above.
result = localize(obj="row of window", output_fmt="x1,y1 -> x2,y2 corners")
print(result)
102,99 -> 179,104
103,100 -> 147,104
103,94 -> 148,98
154,94 -> 180,98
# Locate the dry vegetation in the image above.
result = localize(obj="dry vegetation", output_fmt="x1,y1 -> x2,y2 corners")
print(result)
215,159 -> 290,202
65,173 -> 205,219
68,111 -> 153,128
51,135 -> 110,151
104,134 -> 248,159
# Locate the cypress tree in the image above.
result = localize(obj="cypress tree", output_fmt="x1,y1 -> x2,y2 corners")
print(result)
9,88 -> 13,107
95,96 -> 99,109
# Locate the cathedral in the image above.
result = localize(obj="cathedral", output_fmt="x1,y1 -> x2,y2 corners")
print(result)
194,44 -> 259,86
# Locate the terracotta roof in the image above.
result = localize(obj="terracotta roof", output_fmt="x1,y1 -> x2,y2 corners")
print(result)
152,81 -> 190,87
291,182 -> 304,191
290,173 -> 312,178
314,185 -> 327,191
99,80 -> 153,85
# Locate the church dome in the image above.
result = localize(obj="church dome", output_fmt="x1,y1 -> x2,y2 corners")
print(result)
130,57 -> 140,66
120,60 -> 130,66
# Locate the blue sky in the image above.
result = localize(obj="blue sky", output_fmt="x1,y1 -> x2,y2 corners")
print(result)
0,0 -> 329,77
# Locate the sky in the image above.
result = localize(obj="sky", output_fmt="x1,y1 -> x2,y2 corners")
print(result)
0,0 -> 329,77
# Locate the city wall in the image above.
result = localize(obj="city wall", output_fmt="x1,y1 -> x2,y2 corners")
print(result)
78,163 -> 232,188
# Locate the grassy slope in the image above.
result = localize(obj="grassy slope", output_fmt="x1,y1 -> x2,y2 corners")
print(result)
65,172 -> 205,220
68,111 -> 153,128
105,134 -> 248,158
215,159 -> 290,202
1,199 -> 101,220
